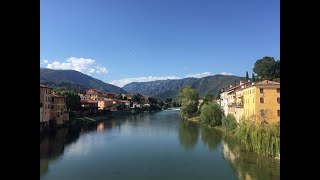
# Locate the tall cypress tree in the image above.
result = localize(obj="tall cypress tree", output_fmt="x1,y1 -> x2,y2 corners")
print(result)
252,73 -> 256,82
245,71 -> 249,82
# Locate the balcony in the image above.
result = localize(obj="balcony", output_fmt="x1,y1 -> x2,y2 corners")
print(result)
228,103 -> 243,108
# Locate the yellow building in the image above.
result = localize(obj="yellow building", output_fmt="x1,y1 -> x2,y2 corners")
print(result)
242,80 -> 280,124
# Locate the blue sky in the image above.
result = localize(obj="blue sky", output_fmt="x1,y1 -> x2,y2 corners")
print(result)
40,0 -> 279,87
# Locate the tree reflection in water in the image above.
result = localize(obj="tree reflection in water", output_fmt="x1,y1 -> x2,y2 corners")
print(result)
200,126 -> 222,152
178,120 -> 199,150
221,133 -> 280,180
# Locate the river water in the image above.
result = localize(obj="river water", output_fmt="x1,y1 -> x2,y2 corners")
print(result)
40,110 -> 280,180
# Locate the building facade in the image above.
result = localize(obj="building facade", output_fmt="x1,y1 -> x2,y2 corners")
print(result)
40,85 -> 52,123
51,94 -> 69,125
242,80 -> 280,124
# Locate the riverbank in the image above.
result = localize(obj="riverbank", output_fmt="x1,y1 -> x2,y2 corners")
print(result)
41,109 -> 162,135
186,116 -> 280,160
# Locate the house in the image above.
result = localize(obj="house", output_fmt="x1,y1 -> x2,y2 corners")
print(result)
220,81 -> 252,116
86,89 -> 103,100
117,100 -> 131,109
80,100 -> 99,112
51,94 -> 69,125
103,92 -> 116,99
98,98 -> 114,110
242,80 -> 280,124
40,85 -> 52,124
79,93 -> 89,100
132,103 -> 141,108
122,93 -> 135,100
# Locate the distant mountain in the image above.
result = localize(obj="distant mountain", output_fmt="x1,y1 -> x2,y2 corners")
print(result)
40,68 -> 127,94
123,75 -> 246,100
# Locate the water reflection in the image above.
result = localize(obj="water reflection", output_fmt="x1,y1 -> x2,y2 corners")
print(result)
221,133 -> 280,180
40,112 -> 279,180
97,122 -> 104,132
200,126 -> 222,152
178,120 -> 199,150
40,127 -> 81,177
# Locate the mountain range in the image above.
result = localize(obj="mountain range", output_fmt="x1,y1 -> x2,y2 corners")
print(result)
123,75 -> 246,100
40,68 -> 127,94
40,68 -> 246,100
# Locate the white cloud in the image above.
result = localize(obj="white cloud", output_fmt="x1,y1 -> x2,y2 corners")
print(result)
44,57 -> 108,75
185,72 -> 213,78
109,76 -> 180,87
219,72 -> 233,75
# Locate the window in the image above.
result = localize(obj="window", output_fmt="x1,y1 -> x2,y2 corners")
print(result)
253,98 -> 254,103
250,90 -> 251,94
260,88 -> 264,94
260,109 -> 265,116
277,88 -> 280,93
51,105 -> 54,109
277,98 -> 280,104
40,103 -> 43,108
277,110 -> 280,117
260,98 -> 264,103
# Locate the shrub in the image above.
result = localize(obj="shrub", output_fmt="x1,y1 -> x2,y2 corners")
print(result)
200,102 -> 223,127
222,114 -> 237,132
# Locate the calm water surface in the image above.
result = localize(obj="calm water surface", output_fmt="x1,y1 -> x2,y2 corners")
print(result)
40,110 -> 280,180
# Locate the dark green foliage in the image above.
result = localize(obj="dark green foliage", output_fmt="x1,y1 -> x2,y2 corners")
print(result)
236,122 -> 280,157
245,71 -> 249,82
253,57 -> 280,80
165,98 -> 172,103
131,94 -> 142,103
40,68 -> 127,93
222,114 -> 237,132
178,86 -> 199,119
41,81 -> 87,93
200,102 -> 223,127
202,94 -> 215,104
115,94 -> 123,100
123,75 -> 246,101
252,73 -> 256,82
54,88 -> 81,111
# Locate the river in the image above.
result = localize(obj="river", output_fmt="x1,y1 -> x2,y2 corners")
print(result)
40,110 -> 280,180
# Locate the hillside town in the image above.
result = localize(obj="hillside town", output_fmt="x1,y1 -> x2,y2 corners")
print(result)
218,80 -> 280,124
40,84 -> 153,132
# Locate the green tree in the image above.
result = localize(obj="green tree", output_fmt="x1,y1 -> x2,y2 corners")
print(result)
148,97 -> 157,105
165,98 -> 172,104
203,94 -> 215,104
200,102 -> 223,126
246,71 -> 249,82
131,94 -> 141,104
177,86 -> 199,119
222,114 -> 237,132
273,60 -> 280,79
252,73 -> 256,82
253,56 -> 280,80
115,94 -> 123,100
54,89 -> 81,111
